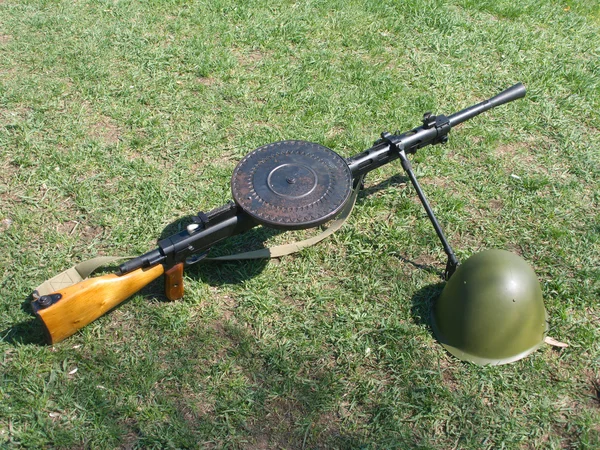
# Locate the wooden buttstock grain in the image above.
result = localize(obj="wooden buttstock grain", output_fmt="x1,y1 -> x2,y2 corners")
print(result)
35,264 -> 165,344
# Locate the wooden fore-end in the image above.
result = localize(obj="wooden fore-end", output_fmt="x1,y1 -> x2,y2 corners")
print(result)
165,262 -> 184,301
35,264 -> 165,344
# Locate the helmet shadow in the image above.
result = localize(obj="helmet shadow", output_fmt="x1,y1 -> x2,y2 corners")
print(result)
409,282 -> 445,333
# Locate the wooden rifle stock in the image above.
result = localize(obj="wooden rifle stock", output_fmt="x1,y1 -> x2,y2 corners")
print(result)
35,264 -> 165,344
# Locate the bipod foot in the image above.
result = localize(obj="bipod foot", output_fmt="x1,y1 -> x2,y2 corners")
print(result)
444,258 -> 459,280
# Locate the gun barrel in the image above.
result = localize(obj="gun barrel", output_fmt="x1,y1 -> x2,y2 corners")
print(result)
448,83 -> 526,127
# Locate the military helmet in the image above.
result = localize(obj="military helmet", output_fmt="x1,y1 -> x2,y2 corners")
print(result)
431,249 -> 548,365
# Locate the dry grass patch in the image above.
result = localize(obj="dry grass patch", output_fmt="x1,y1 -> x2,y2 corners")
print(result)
232,48 -> 271,68
90,116 -> 121,144
197,76 -> 217,86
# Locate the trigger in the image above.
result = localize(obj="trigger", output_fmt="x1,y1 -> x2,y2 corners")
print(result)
186,252 -> 208,265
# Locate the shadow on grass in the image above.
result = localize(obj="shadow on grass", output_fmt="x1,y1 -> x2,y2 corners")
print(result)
1,293 -> 48,345
160,214 -> 275,287
8,173 -> 440,349
409,281 -> 445,333
1,319 -> 47,346
394,253 -> 444,277
358,173 -> 408,200
158,316 -> 376,448
361,172 -> 451,279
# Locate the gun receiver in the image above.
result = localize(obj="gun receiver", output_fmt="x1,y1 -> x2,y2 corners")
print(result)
32,83 -> 526,344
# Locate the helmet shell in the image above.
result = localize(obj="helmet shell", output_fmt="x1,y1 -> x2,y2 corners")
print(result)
431,249 -> 548,365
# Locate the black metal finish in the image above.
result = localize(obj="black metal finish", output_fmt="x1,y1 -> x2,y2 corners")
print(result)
118,202 -> 254,274
231,140 -> 353,230
447,83 -> 526,127
32,293 -> 62,313
342,83 -> 525,277
346,83 -> 526,178
117,83 -> 526,278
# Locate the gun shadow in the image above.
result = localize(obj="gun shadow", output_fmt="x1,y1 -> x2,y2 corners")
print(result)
358,173 -> 408,200
159,172 -> 445,286
170,173 -> 443,287
360,173 -> 445,277
158,215 -> 276,287
8,173 -> 446,346
2,295 -> 48,345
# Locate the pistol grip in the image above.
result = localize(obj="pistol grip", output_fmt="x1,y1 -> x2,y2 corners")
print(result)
165,263 -> 184,300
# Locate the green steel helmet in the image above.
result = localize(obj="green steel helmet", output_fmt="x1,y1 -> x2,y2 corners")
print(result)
431,249 -> 548,365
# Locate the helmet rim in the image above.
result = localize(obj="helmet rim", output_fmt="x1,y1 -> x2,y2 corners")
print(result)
431,308 -> 549,365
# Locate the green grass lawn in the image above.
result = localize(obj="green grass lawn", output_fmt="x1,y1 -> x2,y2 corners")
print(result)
1,0 -> 599,448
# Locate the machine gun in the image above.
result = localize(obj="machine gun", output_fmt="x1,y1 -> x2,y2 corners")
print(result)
31,83 -> 527,344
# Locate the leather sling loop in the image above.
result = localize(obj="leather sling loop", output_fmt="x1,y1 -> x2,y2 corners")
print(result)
34,176 -> 364,294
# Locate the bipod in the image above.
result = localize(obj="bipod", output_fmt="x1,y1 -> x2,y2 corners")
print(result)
379,132 -> 460,280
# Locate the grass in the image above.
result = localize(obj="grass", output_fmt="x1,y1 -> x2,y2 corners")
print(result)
1,0 -> 599,448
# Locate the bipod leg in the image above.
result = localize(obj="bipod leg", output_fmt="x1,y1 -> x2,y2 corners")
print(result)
397,150 -> 459,279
